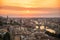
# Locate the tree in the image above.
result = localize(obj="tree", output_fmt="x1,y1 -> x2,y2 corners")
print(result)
0,34 -> 3,40
3,32 -> 10,40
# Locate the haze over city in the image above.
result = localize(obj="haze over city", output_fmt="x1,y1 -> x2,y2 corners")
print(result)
0,0 -> 60,40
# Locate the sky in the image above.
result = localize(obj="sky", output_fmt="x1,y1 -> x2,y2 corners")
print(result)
0,0 -> 60,18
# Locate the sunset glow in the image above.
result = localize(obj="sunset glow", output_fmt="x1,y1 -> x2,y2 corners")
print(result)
0,0 -> 60,17
2,0 -> 59,8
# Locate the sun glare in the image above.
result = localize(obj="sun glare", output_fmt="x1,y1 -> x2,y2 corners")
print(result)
0,0 -> 59,17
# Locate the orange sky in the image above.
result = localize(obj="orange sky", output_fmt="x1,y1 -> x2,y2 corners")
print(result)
0,0 -> 60,17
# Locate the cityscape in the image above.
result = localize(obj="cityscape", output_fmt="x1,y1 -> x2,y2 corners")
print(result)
0,0 -> 60,40
0,16 -> 60,40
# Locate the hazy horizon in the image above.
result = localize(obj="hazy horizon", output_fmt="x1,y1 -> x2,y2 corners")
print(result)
0,0 -> 60,18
